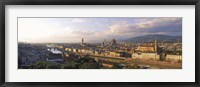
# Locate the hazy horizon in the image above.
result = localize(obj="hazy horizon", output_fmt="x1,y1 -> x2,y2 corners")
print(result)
18,17 -> 182,43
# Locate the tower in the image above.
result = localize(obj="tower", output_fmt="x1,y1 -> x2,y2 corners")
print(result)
112,38 -> 116,45
102,42 -> 105,46
177,40 -> 180,44
154,40 -> 157,52
81,38 -> 84,45
102,39 -> 106,46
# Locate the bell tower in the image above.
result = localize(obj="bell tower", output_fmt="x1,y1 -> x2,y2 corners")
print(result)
81,38 -> 84,45
154,40 -> 157,52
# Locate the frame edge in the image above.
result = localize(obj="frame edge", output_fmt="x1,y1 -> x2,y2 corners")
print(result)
0,0 -> 5,86
195,1 -> 200,85
1,0 -> 200,87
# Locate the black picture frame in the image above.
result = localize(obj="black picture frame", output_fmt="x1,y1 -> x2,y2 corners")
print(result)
0,0 -> 199,87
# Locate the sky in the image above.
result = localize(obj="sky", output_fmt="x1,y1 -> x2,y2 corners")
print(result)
18,17 -> 182,43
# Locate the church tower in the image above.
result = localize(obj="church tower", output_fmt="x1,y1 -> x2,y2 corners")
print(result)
154,40 -> 157,52
112,38 -> 117,45
81,38 -> 84,45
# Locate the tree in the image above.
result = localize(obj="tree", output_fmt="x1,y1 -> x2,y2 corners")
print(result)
34,61 -> 47,69
46,62 -> 61,69
79,63 -> 100,69
33,61 -> 61,69
61,62 -> 78,69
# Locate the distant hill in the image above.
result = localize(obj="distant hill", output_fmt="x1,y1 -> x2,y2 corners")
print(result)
123,34 -> 182,43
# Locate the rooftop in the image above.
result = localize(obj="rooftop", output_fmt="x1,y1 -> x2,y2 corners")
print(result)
50,49 -> 62,54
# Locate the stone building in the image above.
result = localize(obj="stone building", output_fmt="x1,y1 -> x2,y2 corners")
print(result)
132,52 -> 160,60
136,40 -> 158,52
166,54 -> 182,63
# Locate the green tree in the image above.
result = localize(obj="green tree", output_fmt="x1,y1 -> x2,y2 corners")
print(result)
46,62 -> 61,69
34,61 -> 47,69
61,62 -> 78,69
79,63 -> 100,69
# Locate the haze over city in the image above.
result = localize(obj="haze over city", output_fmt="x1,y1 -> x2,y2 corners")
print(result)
18,17 -> 182,43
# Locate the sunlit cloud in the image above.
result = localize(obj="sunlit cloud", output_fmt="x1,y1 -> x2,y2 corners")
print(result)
107,18 -> 182,36
71,18 -> 86,23
18,17 -> 182,43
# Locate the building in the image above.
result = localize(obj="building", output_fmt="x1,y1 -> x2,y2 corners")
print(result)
112,38 -> 117,45
78,49 -> 82,53
109,52 -> 123,57
136,46 -> 155,52
132,52 -> 160,60
81,38 -> 84,45
65,48 -> 72,52
129,47 -> 135,54
166,54 -> 182,63
73,49 -> 78,53
95,51 -> 101,55
102,63 -> 114,68
155,40 -> 158,52
136,40 -> 158,52
108,51 -> 131,58
56,45 -> 64,49
47,49 -> 63,62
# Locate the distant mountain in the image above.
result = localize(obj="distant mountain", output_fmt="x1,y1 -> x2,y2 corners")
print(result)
123,34 -> 182,43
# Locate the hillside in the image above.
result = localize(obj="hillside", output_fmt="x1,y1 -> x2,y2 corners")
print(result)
124,34 -> 182,43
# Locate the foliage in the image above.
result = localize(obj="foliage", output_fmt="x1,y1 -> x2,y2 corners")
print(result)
21,56 -> 101,69
34,61 -> 47,69
62,56 -> 101,69
45,62 -> 61,69
20,61 -> 61,69
61,62 -> 78,69
79,62 -> 100,69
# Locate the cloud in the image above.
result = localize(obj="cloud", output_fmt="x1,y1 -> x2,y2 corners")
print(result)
72,30 -> 96,36
18,17 -> 182,43
71,18 -> 86,23
107,18 -> 182,37
68,18 -> 182,42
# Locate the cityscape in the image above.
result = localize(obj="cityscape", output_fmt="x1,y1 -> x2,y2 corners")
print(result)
18,17 -> 182,69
